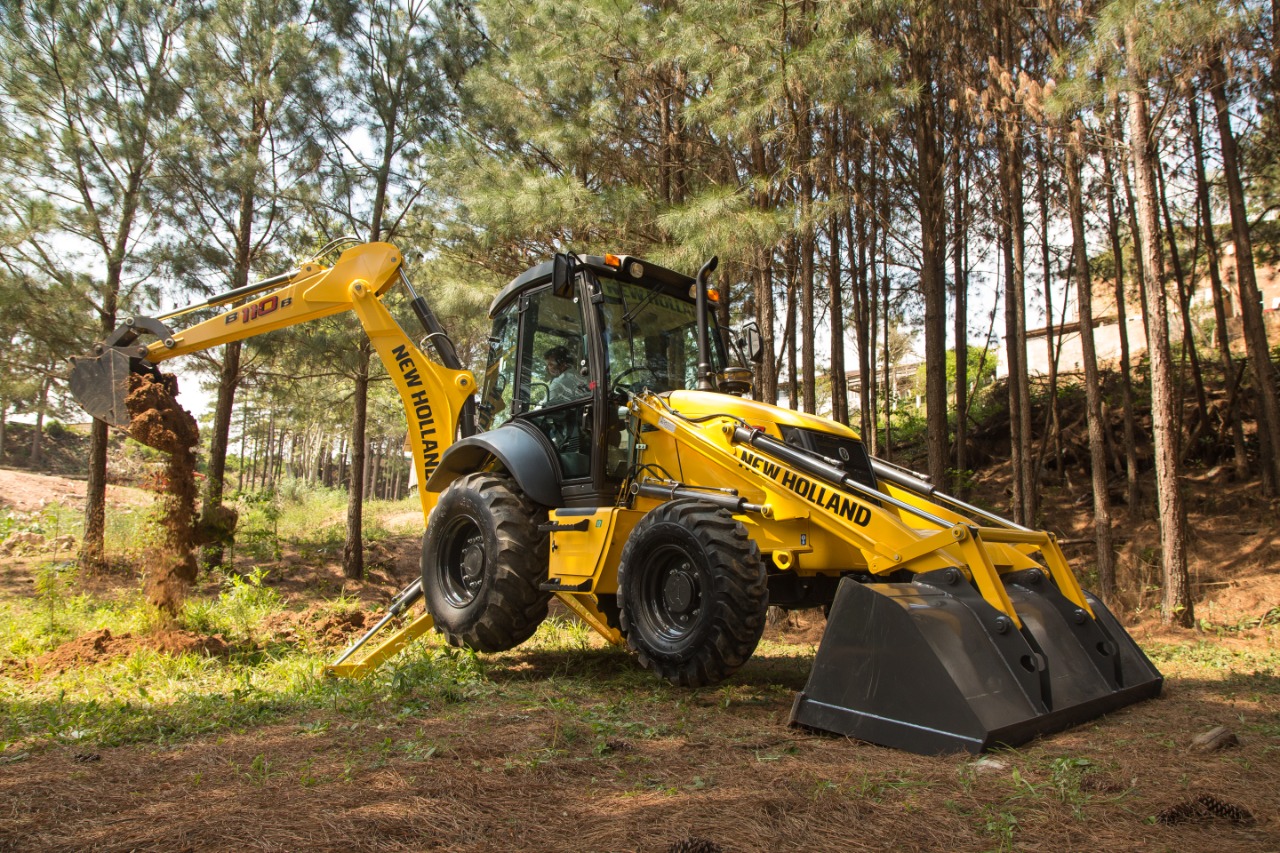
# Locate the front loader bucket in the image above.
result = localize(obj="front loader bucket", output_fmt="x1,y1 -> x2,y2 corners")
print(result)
69,349 -> 135,428
790,571 -> 1162,755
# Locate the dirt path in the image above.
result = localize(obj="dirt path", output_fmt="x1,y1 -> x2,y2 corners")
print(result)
0,468 -> 152,514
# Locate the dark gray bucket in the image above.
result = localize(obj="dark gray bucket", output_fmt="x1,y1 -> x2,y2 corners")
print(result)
790,569 -> 1163,755
69,349 -> 134,428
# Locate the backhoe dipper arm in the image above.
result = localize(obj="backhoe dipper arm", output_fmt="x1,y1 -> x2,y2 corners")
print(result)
70,242 -> 476,520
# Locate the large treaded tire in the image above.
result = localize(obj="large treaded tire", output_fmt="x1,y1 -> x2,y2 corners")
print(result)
421,472 -> 551,652
617,501 -> 768,687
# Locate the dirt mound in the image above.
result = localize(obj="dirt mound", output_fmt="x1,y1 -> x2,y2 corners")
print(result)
261,606 -> 376,647
125,372 -> 199,617
29,628 -> 229,674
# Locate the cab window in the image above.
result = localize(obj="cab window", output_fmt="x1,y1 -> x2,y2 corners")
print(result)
518,284 -> 593,480
597,279 -> 721,392
477,305 -> 520,431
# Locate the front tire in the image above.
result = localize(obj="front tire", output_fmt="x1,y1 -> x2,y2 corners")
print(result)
421,472 -> 551,652
617,501 -> 768,686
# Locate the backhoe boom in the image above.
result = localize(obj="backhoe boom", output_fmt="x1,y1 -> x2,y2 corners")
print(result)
70,242 -> 476,520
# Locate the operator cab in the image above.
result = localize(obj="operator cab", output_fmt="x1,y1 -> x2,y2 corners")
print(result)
478,253 -> 732,508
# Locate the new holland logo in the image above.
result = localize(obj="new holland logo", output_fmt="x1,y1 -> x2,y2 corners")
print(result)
737,449 -> 871,526
393,344 -> 440,479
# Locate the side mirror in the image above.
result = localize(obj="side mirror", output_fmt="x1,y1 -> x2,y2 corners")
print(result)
740,321 -> 765,364
552,253 -> 575,299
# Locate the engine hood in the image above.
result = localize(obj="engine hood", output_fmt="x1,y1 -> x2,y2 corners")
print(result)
661,390 -> 863,442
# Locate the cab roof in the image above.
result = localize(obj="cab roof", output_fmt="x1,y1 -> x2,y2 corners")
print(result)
489,254 -> 697,318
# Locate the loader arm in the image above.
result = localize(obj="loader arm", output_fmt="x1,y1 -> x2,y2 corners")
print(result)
620,388 -> 1161,754
623,389 -> 1062,622
70,242 -> 476,522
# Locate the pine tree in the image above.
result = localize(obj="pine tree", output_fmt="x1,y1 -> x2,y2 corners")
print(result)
159,0 -> 333,569
0,0 -> 190,569
316,0 -> 455,580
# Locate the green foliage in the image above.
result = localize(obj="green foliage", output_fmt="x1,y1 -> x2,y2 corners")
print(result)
0,589 -> 155,662
183,568 -> 282,642
880,407 -> 928,448
913,345 -> 996,404
0,504 -> 80,544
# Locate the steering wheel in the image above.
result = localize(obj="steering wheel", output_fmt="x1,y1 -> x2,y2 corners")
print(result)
612,366 -> 661,394
529,382 -> 550,408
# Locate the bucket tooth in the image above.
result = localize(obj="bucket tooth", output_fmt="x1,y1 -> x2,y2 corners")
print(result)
790,573 -> 1162,755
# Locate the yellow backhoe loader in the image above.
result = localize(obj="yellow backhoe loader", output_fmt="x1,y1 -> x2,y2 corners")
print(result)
70,239 -> 1162,755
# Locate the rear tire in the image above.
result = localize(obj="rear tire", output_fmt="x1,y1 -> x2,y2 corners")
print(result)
618,501 -> 768,686
421,472 -> 551,652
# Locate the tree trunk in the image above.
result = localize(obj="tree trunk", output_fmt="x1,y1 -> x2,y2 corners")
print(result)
274,426 -> 287,487
80,419 -> 110,570
751,138 -> 778,406
1189,91 -> 1249,478
1208,53 -> 1280,493
263,407 -> 276,492
81,261 -> 124,571
343,343 -> 371,580
916,73 -> 949,490
1067,125 -> 1117,603
828,213 -> 849,425
953,129 -> 969,494
1035,138 -> 1063,485
30,375 -> 48,469
1000,124 -> 1030,524
201,341 -> 242,568
881,175 -> 893,461
1102,114 -> 1142,513
338,436 -> 348,488
237,402 -> 249,491
1155,147 -> 1210,441
848,146 -> 877,450
800,191 -> 817,414
1127,21 -> 1193,627
782,244 -> 799,409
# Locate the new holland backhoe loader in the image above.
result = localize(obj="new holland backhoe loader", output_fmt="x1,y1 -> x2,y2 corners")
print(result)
69,239 -> 1162,755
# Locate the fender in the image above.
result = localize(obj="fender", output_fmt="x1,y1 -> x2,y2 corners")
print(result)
425,421 -> 562,508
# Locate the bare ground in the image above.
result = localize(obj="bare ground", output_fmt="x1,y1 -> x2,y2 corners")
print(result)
1,634 -> 1276,852
0,467 -> 153,514
1,470 -> 1278,852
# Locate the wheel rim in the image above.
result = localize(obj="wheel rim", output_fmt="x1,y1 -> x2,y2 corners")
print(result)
437,515 -> 486,607
635,543 -> 706,647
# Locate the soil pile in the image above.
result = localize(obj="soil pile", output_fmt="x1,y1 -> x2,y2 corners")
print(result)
124,372 -> 200,616
261,606 -> 376,647
29,628 -> 229,674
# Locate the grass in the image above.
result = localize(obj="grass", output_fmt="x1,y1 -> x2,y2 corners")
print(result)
0,601 -> 667,758
228,484 -> 420,562
1145,637 -> 1280,679
2,484 -> 1278,853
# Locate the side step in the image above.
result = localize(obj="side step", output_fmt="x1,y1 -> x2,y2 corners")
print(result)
790,571 -> 1163,755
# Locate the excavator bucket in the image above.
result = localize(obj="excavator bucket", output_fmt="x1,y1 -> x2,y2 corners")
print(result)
791,569 -> 1163,755
68,349 -> 136,428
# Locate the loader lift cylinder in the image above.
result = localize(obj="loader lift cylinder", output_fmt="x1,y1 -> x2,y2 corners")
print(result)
729,426 -> 953,528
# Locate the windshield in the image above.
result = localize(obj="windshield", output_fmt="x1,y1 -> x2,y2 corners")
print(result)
598,278 -> 723,392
